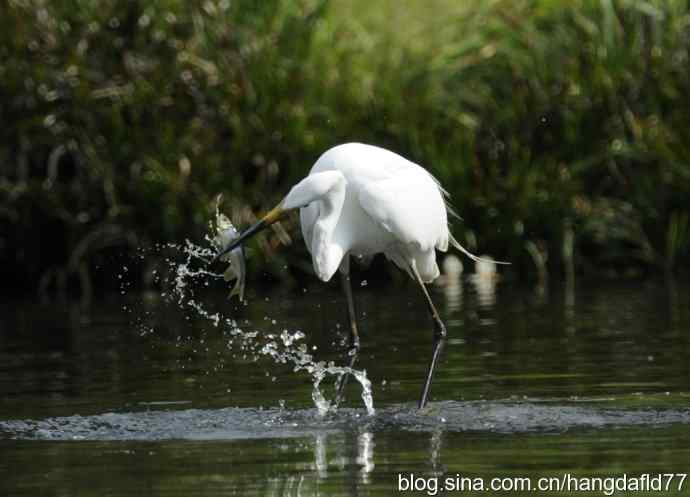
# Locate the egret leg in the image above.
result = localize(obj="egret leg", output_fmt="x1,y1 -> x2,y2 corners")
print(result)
412,265 -> 447,409
341,268 -> 361,350
334,266 -> 360,406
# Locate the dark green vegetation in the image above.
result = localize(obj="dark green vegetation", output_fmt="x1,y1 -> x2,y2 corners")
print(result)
2,0 -> 689,293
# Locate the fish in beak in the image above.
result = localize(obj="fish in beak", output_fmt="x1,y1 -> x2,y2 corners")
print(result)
210,202 -> 287,267
214,213 -> 247,301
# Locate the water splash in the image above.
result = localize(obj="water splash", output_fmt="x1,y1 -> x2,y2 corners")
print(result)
158,220 -> 375,415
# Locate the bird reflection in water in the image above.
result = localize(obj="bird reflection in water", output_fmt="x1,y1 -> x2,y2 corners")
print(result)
313,430 -> 375,482
264,427 -> 443,496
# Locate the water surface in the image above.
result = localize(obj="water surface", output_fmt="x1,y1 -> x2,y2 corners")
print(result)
1,277 -> 689,495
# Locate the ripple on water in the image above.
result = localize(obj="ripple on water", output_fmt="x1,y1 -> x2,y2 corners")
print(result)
2,400 -> 690,441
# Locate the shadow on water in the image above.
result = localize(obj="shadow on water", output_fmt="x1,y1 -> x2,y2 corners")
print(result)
1,271 -> 690,496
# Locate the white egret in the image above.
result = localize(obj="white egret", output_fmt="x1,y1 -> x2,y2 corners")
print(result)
212,142 -> 498,409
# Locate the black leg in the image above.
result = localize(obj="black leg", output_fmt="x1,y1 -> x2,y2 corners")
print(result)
341,267 -> 361,349
412,264 -> 447,409
334,263 -> 361,406
418,335 -> 445,409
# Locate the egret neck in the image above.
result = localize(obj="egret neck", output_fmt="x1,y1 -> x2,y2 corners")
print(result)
309,181 -> 346,281
283,171 -> 347,282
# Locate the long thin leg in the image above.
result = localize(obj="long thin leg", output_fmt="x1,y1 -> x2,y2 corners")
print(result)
334,261 -> 361,406
412,264 -> 447,409
341,266 -> 361,349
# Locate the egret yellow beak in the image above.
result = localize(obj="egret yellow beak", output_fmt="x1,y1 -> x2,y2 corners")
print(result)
262,203 -> 287,225
209,202 -> 287,266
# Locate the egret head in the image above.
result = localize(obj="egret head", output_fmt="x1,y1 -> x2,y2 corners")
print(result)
209,171 -> 345,266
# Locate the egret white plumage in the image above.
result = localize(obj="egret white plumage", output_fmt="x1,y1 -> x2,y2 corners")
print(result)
212,142 -> 498,409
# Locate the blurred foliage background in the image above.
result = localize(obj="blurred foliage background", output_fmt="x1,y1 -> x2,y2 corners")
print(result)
1,0 -> 689,295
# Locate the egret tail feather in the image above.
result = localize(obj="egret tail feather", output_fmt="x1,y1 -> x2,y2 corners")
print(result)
449,233 -> 511,265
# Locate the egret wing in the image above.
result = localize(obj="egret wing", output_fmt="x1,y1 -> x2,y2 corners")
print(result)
357,170 -> 448,253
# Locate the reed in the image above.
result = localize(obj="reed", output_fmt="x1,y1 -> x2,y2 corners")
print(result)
1,0 -> 688,294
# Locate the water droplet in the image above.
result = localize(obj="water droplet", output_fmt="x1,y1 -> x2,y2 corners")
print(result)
150,214 -> 376,414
